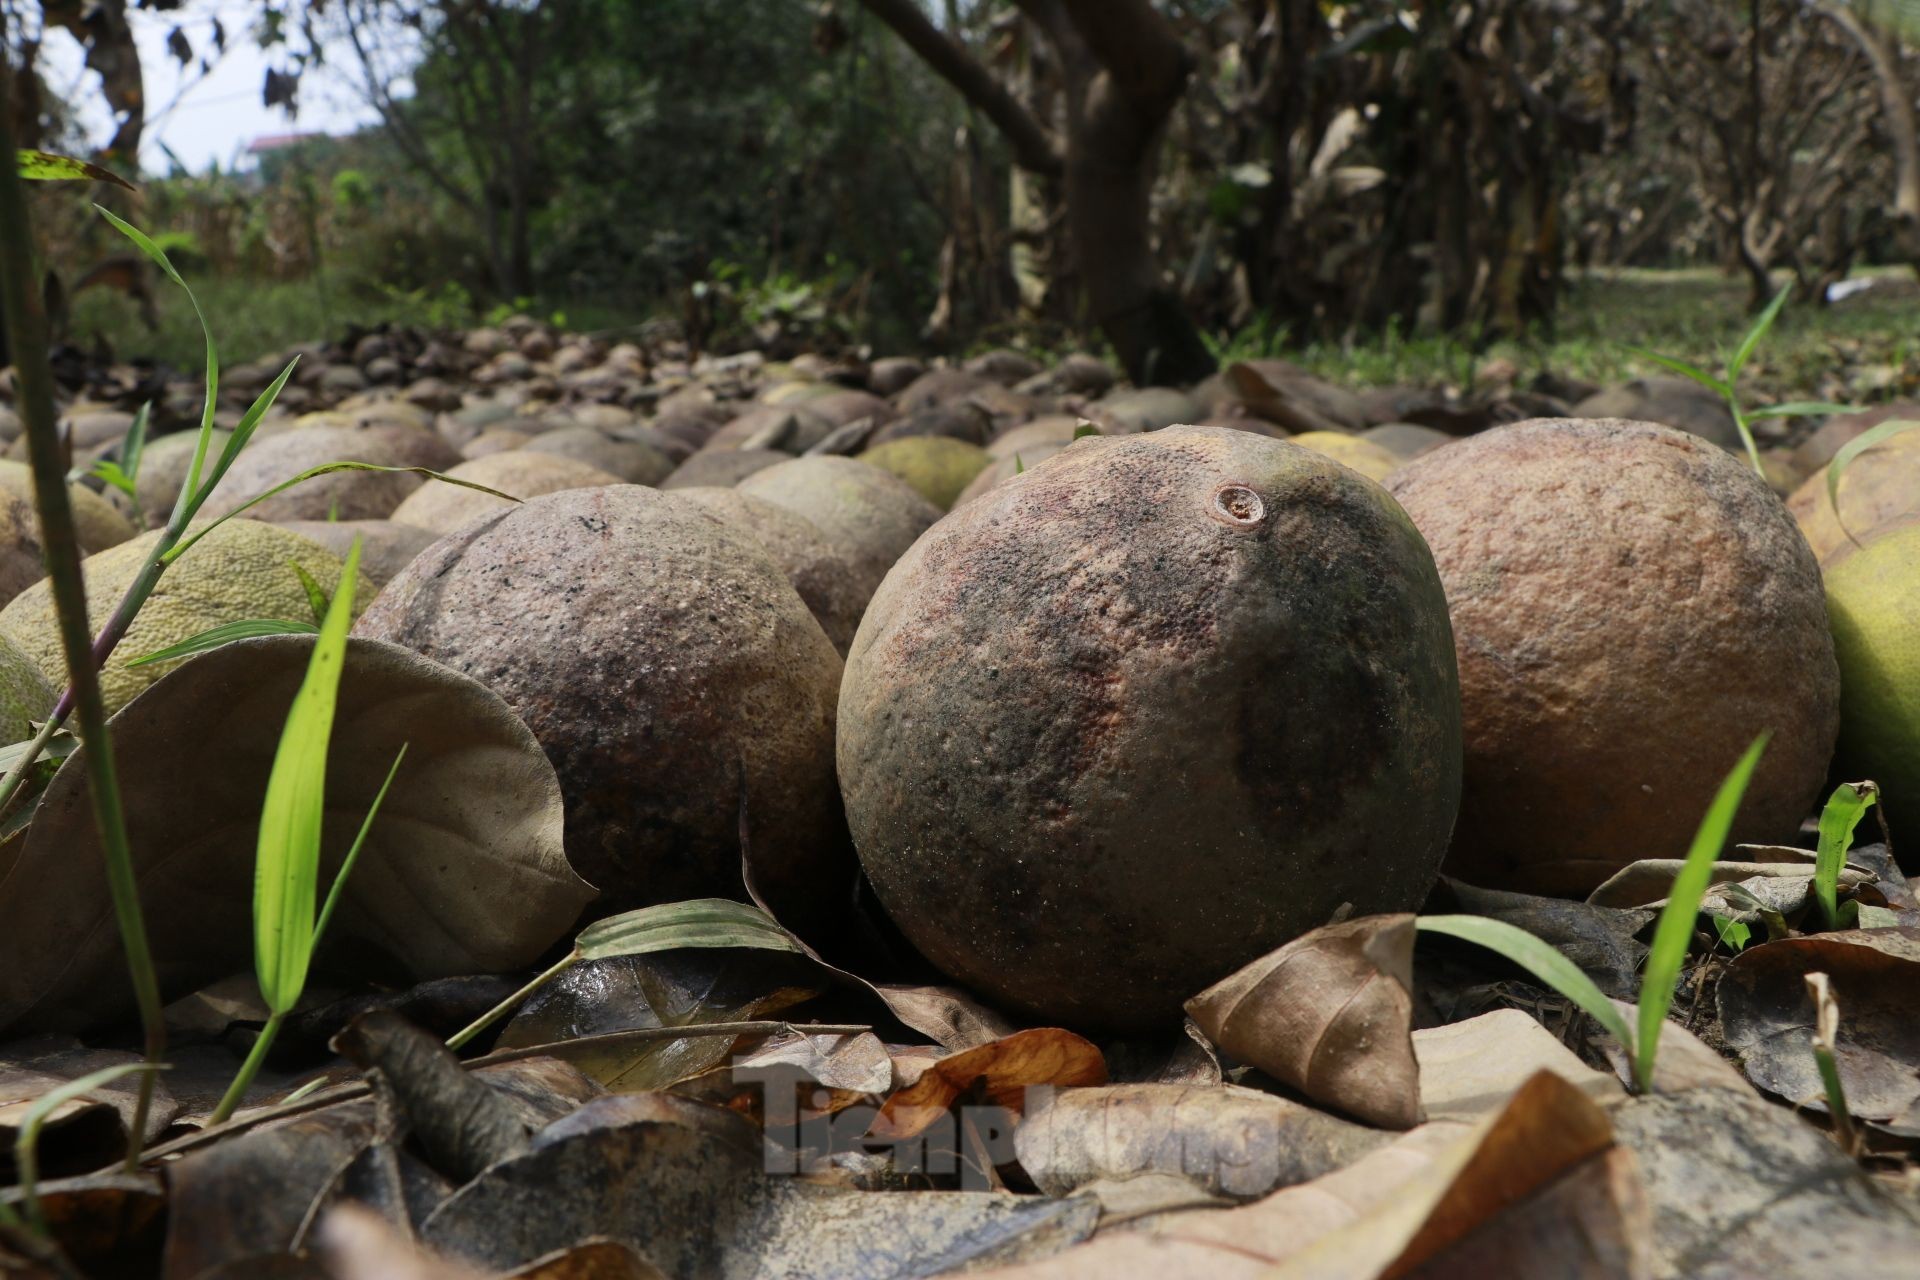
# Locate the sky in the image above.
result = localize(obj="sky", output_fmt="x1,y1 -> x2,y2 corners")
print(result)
34,0 -> 388,174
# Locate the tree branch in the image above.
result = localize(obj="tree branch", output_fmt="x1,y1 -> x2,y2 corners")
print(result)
1055,0 -> 1191,110
856,0 -> 1062,175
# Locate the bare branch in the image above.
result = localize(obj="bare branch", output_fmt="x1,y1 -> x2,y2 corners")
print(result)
856,0 -> 1062,175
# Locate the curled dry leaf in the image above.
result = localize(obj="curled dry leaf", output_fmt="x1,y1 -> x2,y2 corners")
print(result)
0,637 -> 593,1035
1717,928 -> 1920,1132
965,1071 -> 1628,1280
1412,1009 -> 1625,1124
1184,914 -> 1421,1129
1014,1082 -> 1387,1200
873,984 -> 1019,1053
1612,1086 -> 1920,1275
869,1028 -> 1107,1142
422,1115 -> 1097,1278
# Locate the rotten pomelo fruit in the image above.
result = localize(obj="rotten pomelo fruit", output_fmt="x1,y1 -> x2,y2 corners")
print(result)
838,426 -> 1463,1030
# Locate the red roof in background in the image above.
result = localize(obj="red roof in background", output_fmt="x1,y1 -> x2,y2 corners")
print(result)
245,132 -> 324,154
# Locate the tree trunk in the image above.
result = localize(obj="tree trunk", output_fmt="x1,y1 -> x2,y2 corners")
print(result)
1063,82 -> 1215,384
859,0 -> 1214,384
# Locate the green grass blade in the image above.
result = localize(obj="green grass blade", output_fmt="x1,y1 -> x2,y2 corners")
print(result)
15,1062 -> 159,1230
311,744 -> 406,950
125,618 -> 321,667
449,898 -> 808,1052
121,401 -> 150,486
290,562 -> 329,625
184,358 -> 301,518
1727,282 -> 1793,382
1416,915 -> 1636,1049
1636,733 -> 1769,1092
1827,418 -> 1920,547
1747,402 -> 1856,420
168,462 -> 516,564
252,539 -> 362,1014
99,205 -> 221,516
575,898 -> 806,961
18,149 -> 135,190
89,458 -> 136,503
1814,781 -> 1878,930
1623,345 -> 1729,396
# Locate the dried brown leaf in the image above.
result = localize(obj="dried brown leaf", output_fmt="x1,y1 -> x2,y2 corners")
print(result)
1717,927 -> 1920,1130
1185,914 -> 1421,1128
0,638 -> 591,1036
1014,1082 -> 1387,1199
870,1028 -> 1107,1141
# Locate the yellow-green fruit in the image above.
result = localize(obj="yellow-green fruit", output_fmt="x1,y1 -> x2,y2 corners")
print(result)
857,437 -> 991,510
0,519 -> 350,715
0,460 -> 134,552
1825,520 -> 1920,848
0,632 -> 52,742
1789,428 -> 1920,566
1289,431 -> 1401,484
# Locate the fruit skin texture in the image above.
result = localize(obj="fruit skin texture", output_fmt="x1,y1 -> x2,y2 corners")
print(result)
0,459 -> 133,552
0,519 -> 349,715
736,456 -> 942,607
355,485 -> 847,909
1823,521 -> 1920,853
839,426 -> 1463,1030
669,487 -> 868,655
1387,417 -> 1840,894
0,632 -> 52,742
856,436 -> 992,510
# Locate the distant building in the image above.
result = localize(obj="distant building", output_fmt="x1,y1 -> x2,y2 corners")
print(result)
234,131 -> 331,179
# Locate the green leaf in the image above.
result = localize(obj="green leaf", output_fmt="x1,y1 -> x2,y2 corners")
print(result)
290,561 -> 329,626
1415,915 -> 1636,1050
1747,402 -> 1855,420
1709,916 -> 1752,953
311,745 -> 407,950
121,401 -> 151,486
0,729 -> 78,773
18,149 -> 135,190
99,205 -> 220,512
89,458 -> 136,502
1727,282 -> 1793,382
184,357 -> 300,520
252,539 -> 362,1014
1827,418 -> 1920,547
1814,780 -> 1878,930
1072,423 -> 1100,440
1623,345 -> 1729,397
575,897 -> 805,962
13,1062 -> 161,1231
1637,733 -> 1769,1092
168,461 -> 516,564
125,618 -> 321,667
1014,453 -> 1025,475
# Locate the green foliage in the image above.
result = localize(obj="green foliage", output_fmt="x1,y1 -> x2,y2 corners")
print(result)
126,618 -> 322,668
15,148 -> 133,190
210,540 -> 407,1124
446,899 -> 803,1051
1416,915 -> 1635,1047
1419,734 -> 1768,1093
1814,781 -> 1879,930
1636,733 -> 1769,1090
1628,285 -> 1835,475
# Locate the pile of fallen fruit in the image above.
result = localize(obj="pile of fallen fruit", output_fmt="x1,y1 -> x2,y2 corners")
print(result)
1,317 -> 1918,1278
